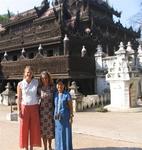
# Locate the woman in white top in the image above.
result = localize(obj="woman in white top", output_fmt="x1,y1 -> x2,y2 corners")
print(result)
17,66 -> 41,150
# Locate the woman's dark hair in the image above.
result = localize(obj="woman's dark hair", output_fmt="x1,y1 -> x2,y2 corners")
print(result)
56,79 -> 64,85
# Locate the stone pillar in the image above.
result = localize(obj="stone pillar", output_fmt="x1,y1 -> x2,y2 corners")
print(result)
105,42 -> 141,112
1,82 -> 16,106
94,45 -> 107,94
69,81 -> 83,112
1,83 -> 17,121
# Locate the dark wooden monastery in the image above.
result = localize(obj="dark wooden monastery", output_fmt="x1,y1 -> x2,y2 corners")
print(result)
0,0 -> 140,94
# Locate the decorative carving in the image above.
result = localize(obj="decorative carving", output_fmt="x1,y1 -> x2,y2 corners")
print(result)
34,0 -> 49,17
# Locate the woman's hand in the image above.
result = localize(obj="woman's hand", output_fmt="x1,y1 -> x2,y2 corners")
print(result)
69,114 -> 74,124
17,84 -> 23,118
18,110 -> 23,118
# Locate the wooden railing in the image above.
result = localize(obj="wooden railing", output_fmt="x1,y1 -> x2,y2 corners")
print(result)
0,55 -> 95,80
0,55 -> 69,79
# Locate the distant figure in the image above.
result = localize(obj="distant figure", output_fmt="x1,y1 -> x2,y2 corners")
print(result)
17,66 -> 41,150
38,71 -> 54,150
54,79 -> 73,150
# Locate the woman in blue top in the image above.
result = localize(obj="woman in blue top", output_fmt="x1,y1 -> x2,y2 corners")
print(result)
54,79 -> 73,150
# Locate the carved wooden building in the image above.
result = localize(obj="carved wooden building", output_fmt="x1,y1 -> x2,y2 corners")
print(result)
0,0 -> 140,94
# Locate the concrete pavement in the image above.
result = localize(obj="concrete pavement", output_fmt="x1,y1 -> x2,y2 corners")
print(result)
0,105 -> 142,150
73,110 -> 142,144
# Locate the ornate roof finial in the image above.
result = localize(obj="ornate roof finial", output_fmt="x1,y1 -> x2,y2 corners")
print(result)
126,41 -> 134,54
64,34 -> 69,41
21,48 -> 25,55
119,42 -> 124,50
19,48 -> 26,60
81,45 -> 87,57
7,9 -> 11,18
96,45 -> 103,53
2,51 -> 8,61
38,44 -> 43,53
54,0 -> 58,5
85,28 -> 91,34
115,42 -> 126,55
4,51 -> 8,57
63,34 -> 69,55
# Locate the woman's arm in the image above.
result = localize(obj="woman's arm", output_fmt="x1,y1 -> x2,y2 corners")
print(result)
17,84 -> 22,117
67,100 -> 74,124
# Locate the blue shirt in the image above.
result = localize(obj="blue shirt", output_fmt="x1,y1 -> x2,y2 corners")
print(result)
54,91 -> 71,120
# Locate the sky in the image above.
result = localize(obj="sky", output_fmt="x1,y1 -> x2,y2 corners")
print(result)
0,0 -> 141,29
108,0 -> 141,29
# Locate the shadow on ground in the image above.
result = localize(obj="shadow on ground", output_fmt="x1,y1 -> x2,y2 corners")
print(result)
79,107 -> 108,113
75,148 -> 142,150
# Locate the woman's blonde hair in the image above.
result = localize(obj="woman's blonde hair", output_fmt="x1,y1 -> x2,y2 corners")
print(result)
23,66 -> 34,79
39,71 -> 53,87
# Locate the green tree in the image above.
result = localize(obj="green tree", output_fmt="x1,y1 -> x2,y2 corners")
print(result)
0,11 -> 15,24
0,14 -> 9,24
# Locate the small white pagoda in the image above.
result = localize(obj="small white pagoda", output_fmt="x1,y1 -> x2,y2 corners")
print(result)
105,42 -> 142,112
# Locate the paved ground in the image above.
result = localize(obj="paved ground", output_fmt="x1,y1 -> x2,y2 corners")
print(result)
0,105 -> 142,150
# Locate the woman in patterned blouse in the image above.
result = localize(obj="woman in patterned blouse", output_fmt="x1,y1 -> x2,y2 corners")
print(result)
38,71 -> 54,150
